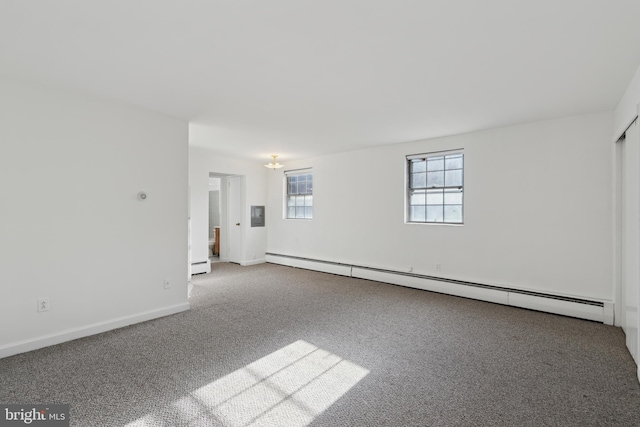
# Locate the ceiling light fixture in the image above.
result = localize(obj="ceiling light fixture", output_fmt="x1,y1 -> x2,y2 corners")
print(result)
264,154 -> 284,170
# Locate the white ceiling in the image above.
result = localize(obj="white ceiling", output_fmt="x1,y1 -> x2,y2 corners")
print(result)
2,1 -> 640,162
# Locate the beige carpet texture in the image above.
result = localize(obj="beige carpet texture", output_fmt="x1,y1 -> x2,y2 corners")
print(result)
1,262 -> 639,426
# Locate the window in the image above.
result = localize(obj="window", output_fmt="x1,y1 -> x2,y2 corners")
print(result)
286,170 -> 313,219
407,150 -> 463,224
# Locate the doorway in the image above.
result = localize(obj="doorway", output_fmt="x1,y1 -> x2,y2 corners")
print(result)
207,173 -> 244,267
208,177 -> 221,263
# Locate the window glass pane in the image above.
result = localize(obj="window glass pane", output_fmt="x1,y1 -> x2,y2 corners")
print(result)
426,189 -> 443,205
445,154 -> 463,170
410,206 -> 426,222
426,205 -> 444,222
444,205 -> 463,223
444,190 -> 463,205
299,176 -> 307,193
445,170 -> 463,187
411,160 -> 426,173
410,191 -> 425,205
286,172 -> 312,219
426,171 -> 444,187
427,157 -> 444,171
407,152 -> 463,224
411,173 -> 426,188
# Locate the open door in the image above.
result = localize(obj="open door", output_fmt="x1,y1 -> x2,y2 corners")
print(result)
618,116 -> 640,368
228,176 -> 243,264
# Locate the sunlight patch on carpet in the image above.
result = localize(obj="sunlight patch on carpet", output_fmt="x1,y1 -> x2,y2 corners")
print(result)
125,340 -> 369,426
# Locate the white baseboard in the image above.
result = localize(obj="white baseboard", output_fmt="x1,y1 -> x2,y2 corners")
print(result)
266,254 -> 352,276
0,303 -> 190,359
241,258 -> 266,266
603,301 -> 615,325
266,253 -> 610,323
507,293 -> 603,322
353,267 -> 509,305
191,260 -> 211,274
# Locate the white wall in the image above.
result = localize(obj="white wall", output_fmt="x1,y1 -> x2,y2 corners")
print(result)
614,64 -> 640,139
0,78 -> 189,357
188,144 -> 268,267
267,112 -> 614,302
209,177 -> 221,191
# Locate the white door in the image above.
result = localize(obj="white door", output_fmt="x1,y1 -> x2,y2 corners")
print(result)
188,185 -> 192,280
621,118 -> 640,366
228,176 -> 243,264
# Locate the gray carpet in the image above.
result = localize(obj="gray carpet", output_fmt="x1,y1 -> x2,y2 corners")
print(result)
1,262 -> 639,426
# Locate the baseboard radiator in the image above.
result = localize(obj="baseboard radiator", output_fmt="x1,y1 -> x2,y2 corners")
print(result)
265,253 -> 614,324
191,260 -> 211,275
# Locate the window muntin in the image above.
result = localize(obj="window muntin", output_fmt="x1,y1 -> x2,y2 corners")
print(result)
286,172 -> 313,219
407,152 -> 463,224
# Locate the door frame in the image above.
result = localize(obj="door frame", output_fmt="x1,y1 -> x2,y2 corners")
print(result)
205,172 -> 245,264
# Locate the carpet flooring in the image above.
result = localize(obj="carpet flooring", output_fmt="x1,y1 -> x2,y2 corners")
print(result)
1,262 -> 639,426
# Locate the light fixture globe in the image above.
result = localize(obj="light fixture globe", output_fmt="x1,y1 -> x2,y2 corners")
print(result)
265,154 -> 284,170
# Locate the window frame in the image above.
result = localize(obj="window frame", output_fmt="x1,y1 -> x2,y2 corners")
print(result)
285,169 -> 313,220
406,149 -> 464,225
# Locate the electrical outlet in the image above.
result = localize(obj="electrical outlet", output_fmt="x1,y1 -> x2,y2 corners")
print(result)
436,263 -> 442,272
164,278 -> 172,289
38,297 -> 50,312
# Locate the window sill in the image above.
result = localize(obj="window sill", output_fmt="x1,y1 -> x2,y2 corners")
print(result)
405,221 -> 464,226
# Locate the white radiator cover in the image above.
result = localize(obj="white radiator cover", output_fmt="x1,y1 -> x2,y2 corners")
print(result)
266,253 -> 613,324
268,256 -> 352,276
191,260 -> 211,275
